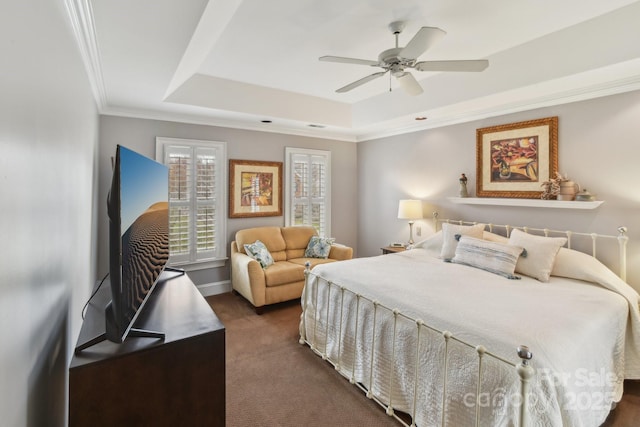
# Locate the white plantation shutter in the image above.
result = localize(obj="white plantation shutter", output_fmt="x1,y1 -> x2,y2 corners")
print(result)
195,150 -> 216,256
156,138 -> 227,268
285,148 -> 331,237
167,146 -> 191,257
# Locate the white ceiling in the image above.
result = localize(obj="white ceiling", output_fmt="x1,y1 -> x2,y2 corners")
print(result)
69,0 -> 640,141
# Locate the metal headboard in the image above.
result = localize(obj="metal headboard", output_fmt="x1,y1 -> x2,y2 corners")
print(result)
431,212 -> 629,282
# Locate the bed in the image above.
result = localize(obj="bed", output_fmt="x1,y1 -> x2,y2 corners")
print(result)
299,220 -> 640,427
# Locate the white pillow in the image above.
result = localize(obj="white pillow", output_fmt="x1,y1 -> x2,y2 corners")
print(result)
508,229 -> 567,282
483,231 -> 509,243
450,236 -> 524,279
440,223 -> 485,260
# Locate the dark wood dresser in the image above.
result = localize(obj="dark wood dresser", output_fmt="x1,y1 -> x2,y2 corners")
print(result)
69,271 -> 225,426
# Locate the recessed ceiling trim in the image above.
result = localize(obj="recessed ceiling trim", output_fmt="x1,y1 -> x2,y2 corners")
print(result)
165,73 -> 352,128
100,105 -> 359,142
78,1 -> 640,143
164,0 -> 243,98
355,72 -> 640,142
99,69 -> 640,145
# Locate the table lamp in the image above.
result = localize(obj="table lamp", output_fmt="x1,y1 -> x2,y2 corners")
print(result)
397,199 -> 423,244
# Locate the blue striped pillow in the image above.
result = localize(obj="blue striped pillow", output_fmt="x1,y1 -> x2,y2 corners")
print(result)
449,236 -> 524,279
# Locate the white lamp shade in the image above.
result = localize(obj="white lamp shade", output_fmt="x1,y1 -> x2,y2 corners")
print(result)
397,199 -> 423,219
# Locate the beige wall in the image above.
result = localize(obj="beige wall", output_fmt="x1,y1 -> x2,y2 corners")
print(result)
98,115 -> 358,287
357,89 -> 640,290
98,90 -> 640,292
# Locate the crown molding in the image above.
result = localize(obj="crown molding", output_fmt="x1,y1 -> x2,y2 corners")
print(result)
99,106 -> 359,143
100,71 -> 640,144
64,0 -> 108,109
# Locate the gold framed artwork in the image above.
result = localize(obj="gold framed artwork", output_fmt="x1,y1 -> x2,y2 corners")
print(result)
476,116 -> 558,198
229,159 -> 283,218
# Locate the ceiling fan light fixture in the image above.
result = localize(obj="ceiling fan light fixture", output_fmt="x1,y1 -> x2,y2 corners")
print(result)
320,21 -> 488,96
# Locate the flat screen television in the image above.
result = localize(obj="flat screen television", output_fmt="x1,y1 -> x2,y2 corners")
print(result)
76,145 -> 173,353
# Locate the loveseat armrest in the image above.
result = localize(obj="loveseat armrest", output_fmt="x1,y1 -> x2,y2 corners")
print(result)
231,242 -> 267,307
328,244 -> 353,261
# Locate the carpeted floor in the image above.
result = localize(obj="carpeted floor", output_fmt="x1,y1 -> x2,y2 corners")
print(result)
207,292 -> 399,427
207,292 -> 640,427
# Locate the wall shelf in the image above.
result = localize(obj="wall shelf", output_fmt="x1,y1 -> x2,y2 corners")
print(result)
447,197 -> 603,209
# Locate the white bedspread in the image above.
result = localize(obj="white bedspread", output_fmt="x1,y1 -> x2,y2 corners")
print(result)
301,248 -> 640,427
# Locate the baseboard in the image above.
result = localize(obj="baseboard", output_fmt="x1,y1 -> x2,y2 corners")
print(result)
197,280 -> 231,297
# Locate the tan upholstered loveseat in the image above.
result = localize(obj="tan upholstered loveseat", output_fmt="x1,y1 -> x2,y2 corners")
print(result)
231,226 -> 353,313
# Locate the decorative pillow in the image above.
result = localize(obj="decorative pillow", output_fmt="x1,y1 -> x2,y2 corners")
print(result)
450,236 -> 524,279
482,231 -> 509,243
244,240 -> 274,269
508,229 -> 567,282
304,236 -> 335,259
440,223 -> 485,260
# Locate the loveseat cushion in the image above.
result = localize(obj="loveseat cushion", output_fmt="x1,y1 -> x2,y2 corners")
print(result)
281,226 -> 317,259
236,226 -> 287,262
288,258 -> 337,269
263,261 -> 305,287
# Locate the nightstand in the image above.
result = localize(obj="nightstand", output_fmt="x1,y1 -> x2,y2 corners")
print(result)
381,246 -> 406,255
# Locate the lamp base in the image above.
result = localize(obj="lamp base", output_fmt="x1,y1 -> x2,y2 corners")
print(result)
408,221 -> 415,245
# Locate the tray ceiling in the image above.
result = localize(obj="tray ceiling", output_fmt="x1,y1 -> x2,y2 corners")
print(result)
69,0 -> 640,141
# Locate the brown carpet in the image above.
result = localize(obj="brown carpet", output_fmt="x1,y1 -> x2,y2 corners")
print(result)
207,292 -> 640,427
206,292 -> 399,427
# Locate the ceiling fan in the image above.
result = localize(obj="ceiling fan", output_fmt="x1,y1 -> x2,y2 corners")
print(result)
320,21 -> 489,96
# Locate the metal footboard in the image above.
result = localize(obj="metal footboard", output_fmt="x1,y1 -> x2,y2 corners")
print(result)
299,265 -> 534,427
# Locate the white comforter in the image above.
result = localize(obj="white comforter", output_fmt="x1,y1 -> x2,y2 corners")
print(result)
300,248 -> 640,427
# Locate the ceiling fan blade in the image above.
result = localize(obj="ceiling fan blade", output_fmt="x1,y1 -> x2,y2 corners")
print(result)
414,59 -> 489,72
396,72 -> 423,96
336,71 -> 387,93
400,27 -> 446,60
319,55 -> 379,67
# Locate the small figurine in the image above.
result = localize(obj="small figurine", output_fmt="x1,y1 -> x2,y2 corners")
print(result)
459,173 -> 469,198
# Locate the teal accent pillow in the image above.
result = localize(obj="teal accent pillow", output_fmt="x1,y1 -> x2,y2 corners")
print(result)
304,236 -> 335,259
244,240 -> 274,269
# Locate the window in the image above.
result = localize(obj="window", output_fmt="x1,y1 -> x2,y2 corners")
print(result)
284,147 -> 331,237
156,137 -> 227,269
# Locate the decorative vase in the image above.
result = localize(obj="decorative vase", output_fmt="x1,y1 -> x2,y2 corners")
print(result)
558,180 -> 578,201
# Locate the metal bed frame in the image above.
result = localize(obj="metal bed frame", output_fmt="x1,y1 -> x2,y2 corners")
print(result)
299,218 -> 628,427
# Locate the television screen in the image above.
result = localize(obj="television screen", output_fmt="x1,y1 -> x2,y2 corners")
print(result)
74,145 -> 171,353
106,145 -> 170,343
